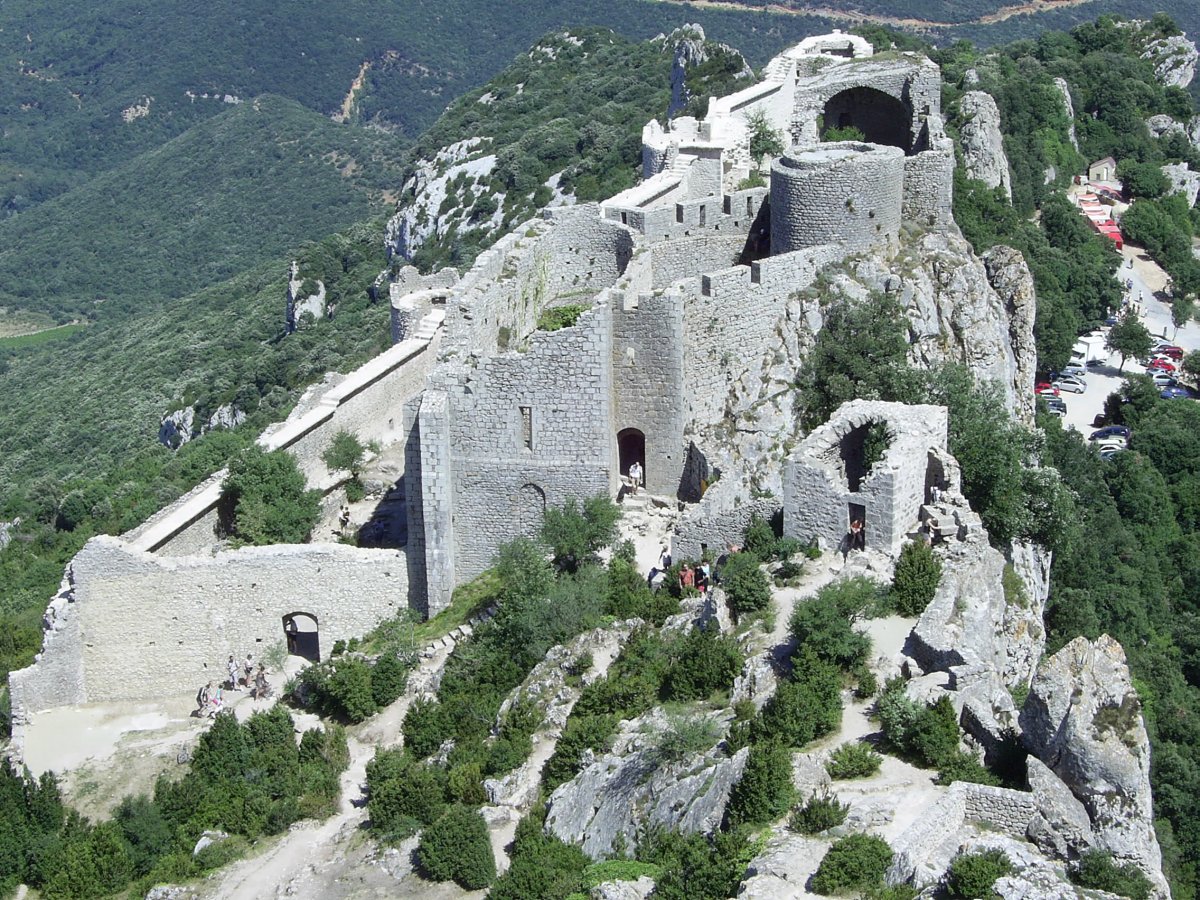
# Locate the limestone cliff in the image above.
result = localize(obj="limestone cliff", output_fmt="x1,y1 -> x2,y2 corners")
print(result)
959,91 -> 1012,199
1020,635 -> 1170,897
662,24 -> 753,119
1141,32 -> 1198,89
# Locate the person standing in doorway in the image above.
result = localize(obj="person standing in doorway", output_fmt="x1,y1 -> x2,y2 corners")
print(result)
628,460 -> 643,495
850,518 -> 865,552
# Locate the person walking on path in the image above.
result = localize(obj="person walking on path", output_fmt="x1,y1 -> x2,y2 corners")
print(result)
227,655 -> 242,691
628,460 -> 643,495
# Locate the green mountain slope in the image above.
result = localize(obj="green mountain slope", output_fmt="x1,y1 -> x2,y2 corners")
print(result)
0,95 -> 406,321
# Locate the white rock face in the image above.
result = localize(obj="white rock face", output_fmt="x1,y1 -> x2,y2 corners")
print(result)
1020,635 -> 1169,897
593,876 -> 656,900
1163,162 -> 1200,207
1142,33 -> 1198,88
959,91 -> 1012,199
1053,78 -> 1079,151
663,23 -> 753,118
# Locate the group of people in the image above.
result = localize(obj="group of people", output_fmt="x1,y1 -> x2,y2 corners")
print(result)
194,653 -> 273,718
646,545 -> 734,593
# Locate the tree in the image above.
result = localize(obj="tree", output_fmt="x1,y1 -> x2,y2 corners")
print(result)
1172,295 -> 1195,339
220,446 -> 321,545
811,834 -> 893,895
892,540 -> 943,616
1119,160 -> 1169,200
321,430 -> 366,477
788,578 -> 873,671
746,110 -> 785,162
725,741 -> 797,827
721,552 -> 772,618
1184,350 -> 1200,385
947,849 -> 1013,899
540,495 -> 620,573
1106,309 -> 1153,371
417,805 -> 497,889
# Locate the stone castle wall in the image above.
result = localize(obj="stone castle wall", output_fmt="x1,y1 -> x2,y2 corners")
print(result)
10,537 -> 411,713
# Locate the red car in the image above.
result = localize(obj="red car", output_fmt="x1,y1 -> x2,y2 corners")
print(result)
1155,345 -> 1184,361
1035,382 -> 1060,396
1147,358 -> 1177,373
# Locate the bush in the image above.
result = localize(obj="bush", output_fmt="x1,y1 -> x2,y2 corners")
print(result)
826,742 -> 883,779
366,750 -> 448,834
582,860 -> 662,889
322,430 -> 366,476
789,791 -> 849,834
220,446 -> 321,545
403,697 -> 451,760
854,668 -> 878,700
417,805 -> 497,889
370,651 -> 412,708
653,715 -> 721,765
937,749 -> 1001,787
725,741 -> 797,828
663,626 -> 743,701
722,552 -> 772,618
1069,851 -> 1153,900
754,649 -> 843,747
811,834 -> 893,895
541,495 -> 620,573
789,578 -> 874,671
891,541 -> 942,616
947,849 -> 1013,899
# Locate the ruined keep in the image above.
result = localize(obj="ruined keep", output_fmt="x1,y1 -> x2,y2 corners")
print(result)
12,33 -> 963,722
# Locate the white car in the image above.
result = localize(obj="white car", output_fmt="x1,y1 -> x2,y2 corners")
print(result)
1095,437 -> 1127,451
1061,365 -> 1087,378
1151,372 -> 1177,388
1053,378 -> 1086,394
1099,445 -> 1125,460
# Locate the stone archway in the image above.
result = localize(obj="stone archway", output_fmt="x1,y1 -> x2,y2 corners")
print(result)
282,612 -> 320,662
618,428 -> 646,488
517,483 -> 546,536
822,87 -> 912,152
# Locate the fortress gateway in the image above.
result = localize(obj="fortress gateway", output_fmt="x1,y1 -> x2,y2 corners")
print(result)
11,33 -> 957,719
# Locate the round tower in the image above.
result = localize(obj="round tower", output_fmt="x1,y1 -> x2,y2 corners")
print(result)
769,142 -> 905,256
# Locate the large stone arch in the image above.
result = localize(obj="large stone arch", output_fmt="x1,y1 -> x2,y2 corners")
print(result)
821,87 -> 912,153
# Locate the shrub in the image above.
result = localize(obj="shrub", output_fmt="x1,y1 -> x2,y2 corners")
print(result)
638,827 -> 756,900
936,749 -> 1001,787
537,304 -> 590,331
947,849 -> 1012,899
744,514 -> 779,561
324,656 -> 378,722
489,813 -> 590,900
725,741 -> 797,827
417,805 -> 497,889
663,626 -> 743,701
403,697 -> 451,759
891,540 -> 942,616
220,446 -> 321,545
370,651 -> 412,708
653,715 -> 721,765
789,791 -> 849,834
854,668 -> 878,700
811,834 -> 893,895
754,649 -> 842,747
366,750 -> 448,834
1069,851 -> 1153,900
722,552 -> 772,617
582,860 -> 662,888
541,495 -> 620,572
322,430 -> 366,476
790,578 -> 874,671
826,742 -> 883,779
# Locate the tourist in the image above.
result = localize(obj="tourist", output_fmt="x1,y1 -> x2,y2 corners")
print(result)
681,564 -> 695,592
659,546 -> 672,570
208,685 -> 224,717
850,518 -> 865,552
697,562 -> 710,593
243,653 -> 255,688
195,681 -> 211,717
930,483 -> 942,505
628,460 -> 643,495
227,654 -> 241,691
254,667 -> 271,700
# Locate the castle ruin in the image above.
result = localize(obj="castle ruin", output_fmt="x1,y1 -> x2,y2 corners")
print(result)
10,32 -> 961,725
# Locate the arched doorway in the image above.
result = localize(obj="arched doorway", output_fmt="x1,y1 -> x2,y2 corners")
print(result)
618,428 -> 646,488
516,483 -> 546,536
821,87 -> 911,152
283,612 -> 320,662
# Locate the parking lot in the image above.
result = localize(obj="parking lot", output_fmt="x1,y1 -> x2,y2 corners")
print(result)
1052,246 -> 1194,438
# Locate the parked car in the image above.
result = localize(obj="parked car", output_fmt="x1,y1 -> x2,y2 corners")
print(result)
1061,365 -> 1087,378
1044,396 -> 1067,415
1085,359 -> 1105,368
1105,314 -> 1120,326
1090,425 -> 1131,442
1155,344 -> 1184,360
1035,382 -> 1061,396
1147,358 -> 1177,373
1161,386 -> 1191,400
1096,436 -> 1128,450
1099,445 -> 1124,460
1151,372 -> 1177,388
1053,378 -> 1086,394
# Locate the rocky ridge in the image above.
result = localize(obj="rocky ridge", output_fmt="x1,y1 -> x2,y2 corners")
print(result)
959,91 -> 1012,199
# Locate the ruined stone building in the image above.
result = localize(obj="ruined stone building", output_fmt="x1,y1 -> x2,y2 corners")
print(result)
12,33 -> 990,720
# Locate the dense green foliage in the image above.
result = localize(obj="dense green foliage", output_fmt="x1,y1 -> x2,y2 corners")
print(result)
789,578 -> 875,670
721,552 -> 773,617
220,446 -> 321,545
811,833 -> 894,895
891,540 -> 943,617
417,805 -> 497,889
725,742 -> 797,827
1069,850 -> 1153,900
826,741 -> 884,779
947,849 -> 1013,899
541,495 -> 622,573
290,649 -> 416,722
1107,310 -> 1155,371
663,626 -> 744,702
789,791 -> 850,834
636,827 -> 761,900
0,708 -> 346,897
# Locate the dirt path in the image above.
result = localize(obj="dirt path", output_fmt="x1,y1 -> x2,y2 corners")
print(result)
642,0 -> 1098,30
198,642 -> 456,900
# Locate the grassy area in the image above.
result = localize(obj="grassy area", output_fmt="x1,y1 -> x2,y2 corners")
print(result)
0,310 -> 58,338
0,323 -> 88,348
364,569 -> 502,653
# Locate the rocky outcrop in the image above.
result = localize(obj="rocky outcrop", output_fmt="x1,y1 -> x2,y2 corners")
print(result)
1026,755 -> 1095,861
593,877 -> 655,900
1053,78 -> 1079,151
158,403 -> 245,449
286,260 -> 327,333
544,708 -> 744,857
663,24 -> 753,119
1163,162 -> 1200,208
959,91 -> 1012,200
739,831 -> 829,899
1141,33 -> 1197,89
1020,636 -> 1169,897
0,517 -> 19,552
983,246 -> 1039,424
